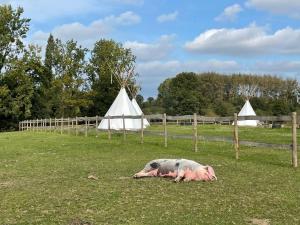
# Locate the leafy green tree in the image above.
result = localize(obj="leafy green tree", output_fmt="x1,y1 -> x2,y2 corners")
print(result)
0,5 -> 30,73
136,94 -> 144,106
49,38 -> 90,117
158,72 -> 201,115
0,57 -> 34,130
0,4 -> 31,130
87,39 -> 136,116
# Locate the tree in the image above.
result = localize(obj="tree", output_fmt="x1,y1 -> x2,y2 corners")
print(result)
158,72 -> 201,115
25,44 -> 52,118
157,72 -> 300,116
0,5 -> 30,73
0,57 -> 34,130
0,4 -> 31,130
49,38 -> 90,117
87,39 -> 136,116
136,94 -> 144,106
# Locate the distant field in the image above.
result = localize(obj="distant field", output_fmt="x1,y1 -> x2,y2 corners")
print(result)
0,130 -> 299,225
147,124 -> 296,145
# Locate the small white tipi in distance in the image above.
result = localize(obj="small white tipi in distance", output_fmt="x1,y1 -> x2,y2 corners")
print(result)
98,64 -> 148,130
236,99 -> 259,126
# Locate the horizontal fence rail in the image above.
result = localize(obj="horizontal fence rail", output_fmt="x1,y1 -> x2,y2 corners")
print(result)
18,112 -> 298,168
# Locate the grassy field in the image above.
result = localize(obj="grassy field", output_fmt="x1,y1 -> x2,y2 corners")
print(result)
147,124 -> 296,145
0,129 -> 299,225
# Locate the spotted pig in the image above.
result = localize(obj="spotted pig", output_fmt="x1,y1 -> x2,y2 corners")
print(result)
133,159 -> 217,182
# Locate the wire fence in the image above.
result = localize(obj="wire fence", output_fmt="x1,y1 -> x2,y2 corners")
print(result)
19,113 -> 298,168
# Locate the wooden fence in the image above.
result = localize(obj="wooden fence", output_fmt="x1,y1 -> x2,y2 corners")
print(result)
19,113 -> 298,168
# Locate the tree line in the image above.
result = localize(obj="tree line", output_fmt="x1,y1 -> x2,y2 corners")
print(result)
0,5 -> 136,130
1,5 -> 299,131
154,72 -> 299,116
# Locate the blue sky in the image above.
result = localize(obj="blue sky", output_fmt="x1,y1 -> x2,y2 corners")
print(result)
1,0 -> 300,97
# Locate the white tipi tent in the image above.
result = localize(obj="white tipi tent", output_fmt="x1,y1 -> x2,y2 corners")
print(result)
236,100 -> 259,126
98,88 -> 146,130
131,98 -> 150,127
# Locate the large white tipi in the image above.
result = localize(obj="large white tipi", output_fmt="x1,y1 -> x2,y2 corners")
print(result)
98,88 -> 147,130
97,61 -> 148,131
236,100 -> 259,126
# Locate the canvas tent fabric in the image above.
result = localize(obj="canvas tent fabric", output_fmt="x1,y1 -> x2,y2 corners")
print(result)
98,88 -> 147,130
236,100 -> 259,126
131,98 -> 150,127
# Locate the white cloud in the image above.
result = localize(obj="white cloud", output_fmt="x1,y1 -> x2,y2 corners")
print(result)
246,0 -> 300,19
185,24 -> 300,56
0,0 -> 143,22
157,11 -> 178,23
215,4 -> 243,22
137,60 -> 240,79
124,34 -> 175,61
30,11 -> 140,48
104,11 -> 141,26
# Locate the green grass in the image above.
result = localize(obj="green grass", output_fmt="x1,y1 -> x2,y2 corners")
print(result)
148,124 -> 296,145
0,129 -> 299,225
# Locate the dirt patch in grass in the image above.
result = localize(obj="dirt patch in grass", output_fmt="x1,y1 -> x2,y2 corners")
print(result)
69,218 -> 92,225
0,181 -> 14,188
248,218 -> 270,225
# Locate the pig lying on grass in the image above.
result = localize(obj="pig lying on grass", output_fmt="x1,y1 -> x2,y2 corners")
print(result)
133,159 -> 217,182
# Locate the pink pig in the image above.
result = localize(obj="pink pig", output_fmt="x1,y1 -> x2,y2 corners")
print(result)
133,159 -> 217,182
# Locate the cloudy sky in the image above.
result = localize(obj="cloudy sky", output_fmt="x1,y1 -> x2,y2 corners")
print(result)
1,0 -> 300,97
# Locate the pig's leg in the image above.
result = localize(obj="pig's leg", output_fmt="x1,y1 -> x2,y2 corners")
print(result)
183,177 -> 192,182
133,161 -> 160,178
174,169 -> 185,182
133,169 -> 158,178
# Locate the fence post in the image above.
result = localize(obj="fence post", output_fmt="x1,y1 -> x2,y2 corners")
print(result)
49,118 -> 52,131
292,112 -> 298,168
85,116 -> 88,137
108,115 -> 111,140
123,114 -> 126,141
96,115 -> 99,137
60,117 -> 63,134
193,113 -> 198,152
75,117 -> 78,136
164,113 -> 167,148
234,113 -> 239,160
68,117 -> 70,135
141,114 -> 144,144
